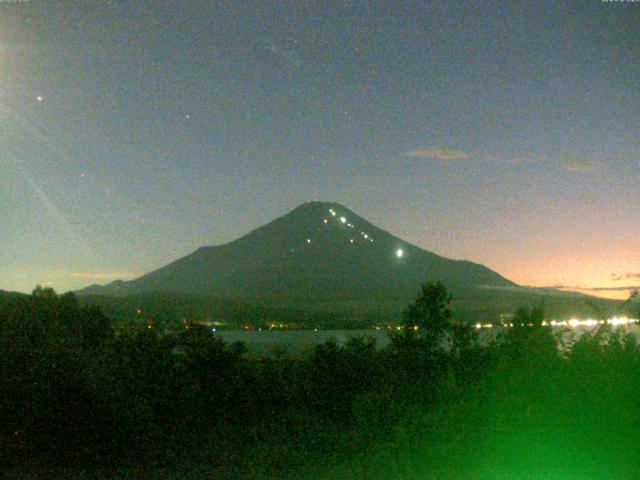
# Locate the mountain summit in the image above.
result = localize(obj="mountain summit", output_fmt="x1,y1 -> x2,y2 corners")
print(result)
78,202 -> 514,302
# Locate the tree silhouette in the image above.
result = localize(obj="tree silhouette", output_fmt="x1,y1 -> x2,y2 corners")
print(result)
403,281 -> 453,345
505,305 -> 556,360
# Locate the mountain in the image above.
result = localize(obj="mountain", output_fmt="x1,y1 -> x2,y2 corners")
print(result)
78,202 -> 623,322
79,201 -> 513,299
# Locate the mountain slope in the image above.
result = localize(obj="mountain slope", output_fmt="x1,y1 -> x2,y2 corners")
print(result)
78,201 -> 514,302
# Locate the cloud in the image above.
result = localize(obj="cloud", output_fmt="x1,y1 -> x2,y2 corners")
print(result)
69,271 -> 136,281
403,149 -> 612,172
611,273 -> 640,282
581,285 -> 640,292
405,147 -> 470,161
554,284 -> 640,292
482,284 -> 639,299
502,157 -> 529,166
564,159 -> 603,173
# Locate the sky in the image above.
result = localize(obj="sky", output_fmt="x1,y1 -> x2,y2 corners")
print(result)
0,1 -> 638,299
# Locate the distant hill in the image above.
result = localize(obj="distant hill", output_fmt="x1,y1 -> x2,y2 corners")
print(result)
0,289 -> 28,306
0,289 -> 24,299
77,201 -> 621,323
0,290 -> 10,303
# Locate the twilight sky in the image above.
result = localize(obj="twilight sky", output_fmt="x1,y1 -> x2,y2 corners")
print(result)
1,1 -> 638,299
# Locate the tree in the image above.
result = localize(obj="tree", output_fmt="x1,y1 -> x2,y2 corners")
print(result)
504,305 -> 556,360
618,290 -> 639,320
403,281 -> 453,345
81,305 -> 113,348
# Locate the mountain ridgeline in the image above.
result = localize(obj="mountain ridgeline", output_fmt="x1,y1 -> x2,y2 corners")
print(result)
79,202 -> 513,300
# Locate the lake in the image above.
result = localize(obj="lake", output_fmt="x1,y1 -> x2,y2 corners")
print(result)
216,321 -> 640,357
216,329 -> 390,357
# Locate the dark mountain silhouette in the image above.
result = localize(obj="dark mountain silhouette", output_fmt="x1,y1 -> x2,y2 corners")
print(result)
78,201 -> 514,302
75,202 -> 626,322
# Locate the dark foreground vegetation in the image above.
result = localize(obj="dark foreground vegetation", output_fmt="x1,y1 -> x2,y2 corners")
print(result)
1,285 -> 640,479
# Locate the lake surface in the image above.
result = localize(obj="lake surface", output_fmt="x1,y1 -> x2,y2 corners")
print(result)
217,322 -> 640,357
217,329 -> 390,357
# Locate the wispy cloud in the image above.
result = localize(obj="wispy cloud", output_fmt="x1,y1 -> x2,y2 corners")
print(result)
69,271 -> 136,281
564,159 -> 603,173
478,152 -> 607,172
580,286 -> 640,292
553,284 -> 640,292
481,284 -> 639,297
404,148 -> 611,176
502,157 -> 529,166
611,273 -> 640,282
405,147 -> 470,161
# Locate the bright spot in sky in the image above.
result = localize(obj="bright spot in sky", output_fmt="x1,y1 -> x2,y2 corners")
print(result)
306,238 -> 311,244
396,248 -> 404,258
340,217 -> 346,223
323,219 -> 328,224
36,95 -> 43,102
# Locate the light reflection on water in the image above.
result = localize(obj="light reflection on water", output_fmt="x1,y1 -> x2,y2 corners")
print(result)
217,321 -> 640,357
474,317 -> 639,329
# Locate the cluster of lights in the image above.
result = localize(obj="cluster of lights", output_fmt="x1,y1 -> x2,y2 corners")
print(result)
566,317 -> 638,327
287,208 -> 409,259
474,316 -> 639,329
301,209 -> 398,253
325,210 -> 374,243
373,325 -> 421,331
